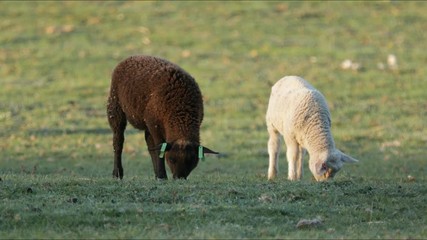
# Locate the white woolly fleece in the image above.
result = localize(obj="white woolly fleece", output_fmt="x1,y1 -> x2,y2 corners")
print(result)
266,76 -> 358,181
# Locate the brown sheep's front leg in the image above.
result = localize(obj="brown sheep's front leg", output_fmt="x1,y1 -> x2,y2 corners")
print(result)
145,130 -> 167,180
155,158 -> 167,180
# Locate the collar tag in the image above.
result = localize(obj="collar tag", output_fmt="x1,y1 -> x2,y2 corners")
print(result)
159,143 -> 167,158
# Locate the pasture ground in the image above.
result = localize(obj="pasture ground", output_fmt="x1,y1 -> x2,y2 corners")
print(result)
1,2 -> 426,239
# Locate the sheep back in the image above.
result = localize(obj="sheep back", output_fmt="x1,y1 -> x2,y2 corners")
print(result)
266,76 -> 334,152
110,55 -> 203,142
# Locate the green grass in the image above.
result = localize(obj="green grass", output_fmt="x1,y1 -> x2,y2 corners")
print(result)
1,1 -> 426,239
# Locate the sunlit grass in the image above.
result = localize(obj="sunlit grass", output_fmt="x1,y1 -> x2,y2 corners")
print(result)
0,1 -> 426,238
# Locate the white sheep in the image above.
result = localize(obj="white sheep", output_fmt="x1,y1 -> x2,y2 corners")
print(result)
266,76 -> 358,181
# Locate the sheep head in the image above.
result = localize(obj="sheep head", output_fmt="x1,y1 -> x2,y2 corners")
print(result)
159,141 -> 218,179
311,149 -> 358,181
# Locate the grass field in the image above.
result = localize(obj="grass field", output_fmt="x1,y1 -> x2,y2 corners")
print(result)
1,1 -> 426,239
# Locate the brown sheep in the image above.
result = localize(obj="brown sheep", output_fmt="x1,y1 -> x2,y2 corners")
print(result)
107,55 -> 218,180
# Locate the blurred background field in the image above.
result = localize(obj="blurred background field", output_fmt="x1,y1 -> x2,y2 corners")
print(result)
0,1 -> 426,238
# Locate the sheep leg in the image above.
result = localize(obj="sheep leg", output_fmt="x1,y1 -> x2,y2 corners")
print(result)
267,127 -> 281,180
145,130 -> 167,180
296,146 -> 305,179
107,98 -> 127,179
286,142 -> 302,181
112,130 -> 125,179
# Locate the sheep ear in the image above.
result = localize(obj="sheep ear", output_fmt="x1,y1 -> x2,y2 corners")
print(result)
202,146 -> 219,155
158,142 -> 172,158
338,150 -> 359,163
198,146 -> 219,161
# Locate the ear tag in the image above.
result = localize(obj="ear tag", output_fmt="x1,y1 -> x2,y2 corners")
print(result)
198,146 -> 204,161
159,143 -> 167,158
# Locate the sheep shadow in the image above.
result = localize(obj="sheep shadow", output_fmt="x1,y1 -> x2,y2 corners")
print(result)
27,128 -> 143,137
28,128 -> 120,136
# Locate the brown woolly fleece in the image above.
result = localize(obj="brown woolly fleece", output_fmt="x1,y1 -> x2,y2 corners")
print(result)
107,55 -> 216,180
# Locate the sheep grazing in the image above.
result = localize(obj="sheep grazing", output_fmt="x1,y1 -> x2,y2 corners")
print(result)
107,55 -> 218,180
266,76 -> 358,181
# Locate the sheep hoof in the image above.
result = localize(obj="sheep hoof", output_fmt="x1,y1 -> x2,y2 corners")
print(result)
268,172 -> 276,181
112,168 -> 123,179
156,176 -> 168,181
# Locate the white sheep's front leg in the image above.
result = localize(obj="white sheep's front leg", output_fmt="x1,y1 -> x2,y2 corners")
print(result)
296,146 -> 305,179
286,142 -> 303,181
267,127 -> 281,180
